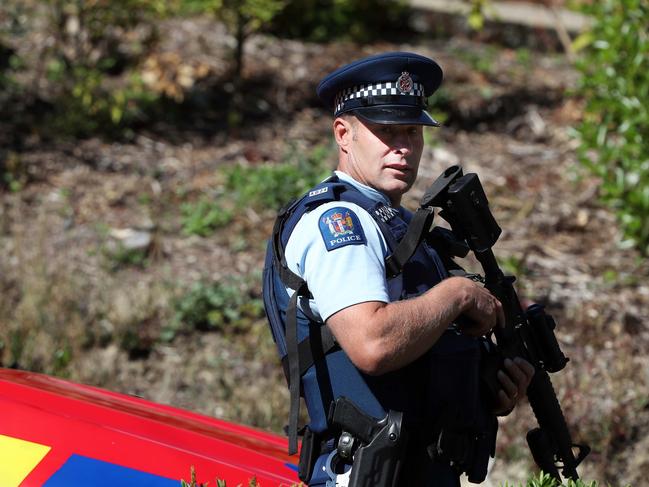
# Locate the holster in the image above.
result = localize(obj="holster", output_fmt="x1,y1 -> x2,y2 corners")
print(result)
328,397 -> 408,487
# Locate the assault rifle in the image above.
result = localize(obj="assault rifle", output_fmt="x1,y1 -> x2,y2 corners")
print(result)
421,166 -> 590,481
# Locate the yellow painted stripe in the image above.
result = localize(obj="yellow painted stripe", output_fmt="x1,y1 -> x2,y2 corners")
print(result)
0,434 -> 51,487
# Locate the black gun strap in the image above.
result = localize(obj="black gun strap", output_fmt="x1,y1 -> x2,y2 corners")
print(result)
385,206 -> 435,278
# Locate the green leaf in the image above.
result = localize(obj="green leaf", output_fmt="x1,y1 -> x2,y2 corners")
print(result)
571,31 -> 593,53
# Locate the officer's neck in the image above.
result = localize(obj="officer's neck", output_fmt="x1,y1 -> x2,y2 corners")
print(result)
334,169 -> 401,208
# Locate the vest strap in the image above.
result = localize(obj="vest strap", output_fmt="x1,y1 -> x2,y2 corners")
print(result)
285,294 -> 339,455
282,325 -> 339,382
286,280 -> 309,455
272,201 -> 306,291
384,206 -> 435,278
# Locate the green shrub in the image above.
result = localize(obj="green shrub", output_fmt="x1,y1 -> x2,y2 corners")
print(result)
0,151 -> 27,192
268,0 -> 411,42
42,0 -> 165,136
573,0 -> 649,253
501,471 -> 599,487
0,1 -> 29,124
0,1 -> 168,138
172,280 -> 264,334
103,245 -> 149,271
181,198 -> 234,236
180,469 -> 600,487
180,467 -> 267,487
46,66 -> 159,137
179,145 -> 329,237
224,144 -> 332,210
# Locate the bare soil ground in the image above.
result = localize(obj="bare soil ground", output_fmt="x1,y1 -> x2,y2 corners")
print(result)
1,16 -> 647,486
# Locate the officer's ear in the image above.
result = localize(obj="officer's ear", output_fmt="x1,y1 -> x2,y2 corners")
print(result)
333,116 -> 355,151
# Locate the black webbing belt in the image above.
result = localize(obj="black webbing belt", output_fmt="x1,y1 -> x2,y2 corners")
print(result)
285,280 -> 308,455
284,289 -> 338,455
280,268 -> 339,454
282,325 -> 338,383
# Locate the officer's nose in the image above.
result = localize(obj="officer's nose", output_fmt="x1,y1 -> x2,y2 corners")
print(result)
392,131 -> 412,156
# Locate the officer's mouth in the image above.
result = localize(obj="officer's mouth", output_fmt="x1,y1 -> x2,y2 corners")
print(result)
384,164 -> 412,177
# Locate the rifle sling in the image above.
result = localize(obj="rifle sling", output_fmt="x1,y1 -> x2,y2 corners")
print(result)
385,206 -> 435,278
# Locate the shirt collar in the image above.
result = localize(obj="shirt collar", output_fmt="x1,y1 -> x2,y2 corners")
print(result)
334,170 -> 393,207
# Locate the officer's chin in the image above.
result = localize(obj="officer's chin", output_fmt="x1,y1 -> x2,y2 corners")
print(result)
389,172 -> 414,189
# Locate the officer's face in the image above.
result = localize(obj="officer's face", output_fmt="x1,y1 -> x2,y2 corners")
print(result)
339,116 -> 424,205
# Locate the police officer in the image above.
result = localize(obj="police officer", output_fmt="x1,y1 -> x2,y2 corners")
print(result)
263,51 -> 534,486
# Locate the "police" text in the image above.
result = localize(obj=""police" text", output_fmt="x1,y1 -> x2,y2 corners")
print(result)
330,235 -> 362,246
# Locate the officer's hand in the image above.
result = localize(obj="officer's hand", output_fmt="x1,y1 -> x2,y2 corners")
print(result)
455,277 -> 505,337
493,357 -> 535,415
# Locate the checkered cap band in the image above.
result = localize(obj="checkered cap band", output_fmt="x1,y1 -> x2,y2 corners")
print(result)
334,81 -> 425,114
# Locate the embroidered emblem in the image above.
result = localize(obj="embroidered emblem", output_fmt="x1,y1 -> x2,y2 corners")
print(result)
319,207 -> 366,251
397,71 -> 413,94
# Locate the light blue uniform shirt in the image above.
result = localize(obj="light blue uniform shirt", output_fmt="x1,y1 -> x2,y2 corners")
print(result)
284,171 -> 393,322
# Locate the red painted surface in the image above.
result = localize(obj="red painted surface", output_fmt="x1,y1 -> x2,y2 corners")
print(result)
0,369 -> 299,486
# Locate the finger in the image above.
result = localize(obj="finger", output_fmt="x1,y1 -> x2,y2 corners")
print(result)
504,359 -> 533,399
504,358 -> 527,385
476,301 -> 497,335
497,369 -> 517,399
486,312 -> 499,334
514,357 -> 535,381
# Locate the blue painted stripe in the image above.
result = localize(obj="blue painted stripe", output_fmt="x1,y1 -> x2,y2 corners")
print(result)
44,454 -> 179,486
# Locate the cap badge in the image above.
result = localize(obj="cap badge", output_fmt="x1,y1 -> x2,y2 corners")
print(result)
397,71 -> 413,94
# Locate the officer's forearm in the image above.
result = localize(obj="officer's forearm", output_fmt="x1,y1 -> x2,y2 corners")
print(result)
326,276 -> 476,375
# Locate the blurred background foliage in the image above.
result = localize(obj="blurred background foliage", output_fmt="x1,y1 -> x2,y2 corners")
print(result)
573,0 -> 649,254
3,0 -> 643,250
179,0 -> 287,80
0,0 -> 166,138
0,0 -> 416,141
267,0 -> 411,42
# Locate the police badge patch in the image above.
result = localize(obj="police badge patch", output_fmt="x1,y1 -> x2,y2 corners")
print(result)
318,207 -> 367,251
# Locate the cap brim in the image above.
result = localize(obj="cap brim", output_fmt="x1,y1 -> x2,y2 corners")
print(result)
352,106 -> 440,127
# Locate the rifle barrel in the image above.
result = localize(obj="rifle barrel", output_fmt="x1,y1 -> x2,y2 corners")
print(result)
527,370 -> 580,480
